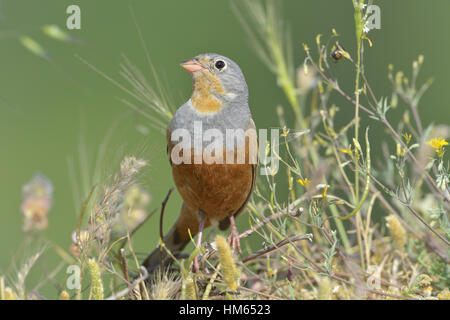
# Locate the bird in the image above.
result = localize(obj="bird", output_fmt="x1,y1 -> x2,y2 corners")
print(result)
142,53 -> 258,272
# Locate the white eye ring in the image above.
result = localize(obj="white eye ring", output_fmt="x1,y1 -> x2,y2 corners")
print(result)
214,60 -> 227,71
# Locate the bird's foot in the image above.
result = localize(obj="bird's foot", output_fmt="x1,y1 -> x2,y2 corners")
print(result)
228,213 -> 241,254
192,217 -> 205,273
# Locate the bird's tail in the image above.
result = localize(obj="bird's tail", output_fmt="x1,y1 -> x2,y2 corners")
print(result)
142,202 -> 202,272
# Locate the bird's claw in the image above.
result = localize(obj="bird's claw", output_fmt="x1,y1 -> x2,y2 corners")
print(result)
228,213 -> 241,254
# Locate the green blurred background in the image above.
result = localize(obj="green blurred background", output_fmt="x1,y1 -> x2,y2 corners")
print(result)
1,0 -> 449,294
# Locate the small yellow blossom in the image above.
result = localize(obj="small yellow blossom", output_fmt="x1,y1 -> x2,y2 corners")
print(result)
427,137 -> 448,157
297,178 -> 310,187
402,132 -> 412,144
321,185 -> 328,199
302,43 -> 309,52
427,138 -> 448,150
339,145 -> 352,155
427,137 -> 448,149
396,143 -> 406,157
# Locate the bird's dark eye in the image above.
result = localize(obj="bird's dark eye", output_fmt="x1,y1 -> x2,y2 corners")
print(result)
215,60 -> 226,70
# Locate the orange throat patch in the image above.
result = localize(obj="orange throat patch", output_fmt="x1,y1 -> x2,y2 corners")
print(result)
191,71 -> 225,113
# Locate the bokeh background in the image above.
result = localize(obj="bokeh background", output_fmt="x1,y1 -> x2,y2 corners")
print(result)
1,0 -> 449,295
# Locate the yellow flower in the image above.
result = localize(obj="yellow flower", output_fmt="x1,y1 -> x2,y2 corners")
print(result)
302,42 -> 309,52
297,178 -> 310,187
339,145 -> 352,155
396,143 -> 406,157
321,185 -> 328,199
402,132 -> 412,144
427,137 -> 448,149
427,137 -> 448,158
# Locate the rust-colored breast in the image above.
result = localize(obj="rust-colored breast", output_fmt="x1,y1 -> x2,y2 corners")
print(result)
170,147 -> 254,222
167,127 -> 257,240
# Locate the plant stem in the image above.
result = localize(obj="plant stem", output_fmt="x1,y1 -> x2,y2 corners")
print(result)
353,0 -> 365,269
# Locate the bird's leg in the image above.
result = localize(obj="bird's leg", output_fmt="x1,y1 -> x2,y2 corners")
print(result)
193,215 -> 205,273
228,213 -> 241,254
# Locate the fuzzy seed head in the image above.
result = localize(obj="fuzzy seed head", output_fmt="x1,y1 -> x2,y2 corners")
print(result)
215,235 -> 239,292
87,258 -> 104,300
182,276 -> 197,300
385,215 -> 407,249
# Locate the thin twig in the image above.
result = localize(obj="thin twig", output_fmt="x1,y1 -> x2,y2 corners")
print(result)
243,234 -> 313,263
105,267 -> 148,300
159,188 -> 174,269
119,248 -> 135,300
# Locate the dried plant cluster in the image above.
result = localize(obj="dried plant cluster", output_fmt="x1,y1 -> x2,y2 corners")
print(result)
1,0 -> 449,300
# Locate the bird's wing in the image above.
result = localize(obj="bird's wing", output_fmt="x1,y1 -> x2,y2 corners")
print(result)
166,128 -> 172,165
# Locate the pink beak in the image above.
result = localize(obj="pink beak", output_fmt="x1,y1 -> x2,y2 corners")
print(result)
180,59 -> 204,73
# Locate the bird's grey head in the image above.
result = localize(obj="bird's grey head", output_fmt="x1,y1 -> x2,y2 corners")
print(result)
181,53 -> 248,103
